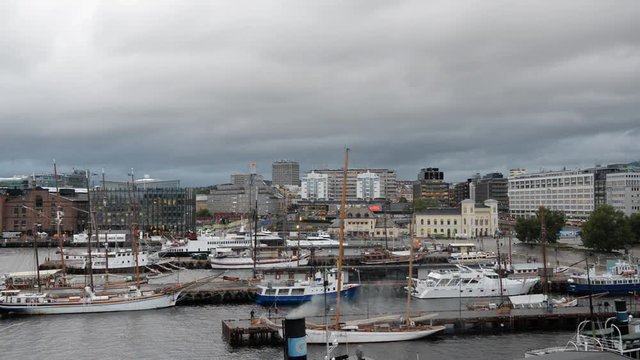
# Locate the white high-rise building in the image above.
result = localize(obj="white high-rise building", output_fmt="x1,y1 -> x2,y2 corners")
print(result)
606,172 -> 640,216
508,170 -> 594,220
356,172 -> 381,200
301,172 -> 329,200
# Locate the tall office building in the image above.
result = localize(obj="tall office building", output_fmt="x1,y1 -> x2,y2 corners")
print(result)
414,167 -> 450,207
475,173 -> 509,213
606,172 -> 640,215
508,169 -> 594,220
272,160 -> 300,186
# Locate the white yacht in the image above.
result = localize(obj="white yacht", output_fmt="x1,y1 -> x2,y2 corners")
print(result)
62,248 -> 150,272
285,230 -> 342,248
160,228 -> 283,256
410,265 -> 539,299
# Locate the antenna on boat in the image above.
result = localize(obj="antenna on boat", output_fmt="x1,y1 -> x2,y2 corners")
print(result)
335,147 -> 349,328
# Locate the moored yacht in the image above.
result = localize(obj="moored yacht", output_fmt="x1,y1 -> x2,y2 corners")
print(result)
209,249 -> 309,270
410,265 -> 539,299
285,230 -> 342,248
62,248 -> 150,272
567,259 -> 640,295
0,284 -> 187,315
255,269 -> 359,305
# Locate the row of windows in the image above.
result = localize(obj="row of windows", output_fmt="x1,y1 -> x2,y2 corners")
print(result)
418,218 -> 492,226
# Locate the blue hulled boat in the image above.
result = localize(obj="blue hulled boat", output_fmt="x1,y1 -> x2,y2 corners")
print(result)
255,269 -> 359,305
567,260 -> 640,295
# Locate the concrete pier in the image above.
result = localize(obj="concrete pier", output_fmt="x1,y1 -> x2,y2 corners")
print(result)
222,318 -> 282,347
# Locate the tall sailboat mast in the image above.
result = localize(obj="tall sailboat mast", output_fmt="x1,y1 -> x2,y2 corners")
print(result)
85,170 -> 95,290
540,207 -> 548,296
53,159 -> 66,285
102,169 -> 109,279
335,148 -> 349,328
406,212 -> 415,325
129,170 -> 141,289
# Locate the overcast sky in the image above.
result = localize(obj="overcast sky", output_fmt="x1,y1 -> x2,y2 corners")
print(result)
1,1 -> 638,186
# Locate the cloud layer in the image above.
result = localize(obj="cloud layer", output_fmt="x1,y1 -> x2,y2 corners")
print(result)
1,1 -> 638,185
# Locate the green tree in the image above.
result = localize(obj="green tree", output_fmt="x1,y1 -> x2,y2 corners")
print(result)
537,208 -> 565,243
514,217 -> 539,243
196,209 -> 212,218
628,213 -> 640,244
513,207 -> 565,243
581,205 -> 634,252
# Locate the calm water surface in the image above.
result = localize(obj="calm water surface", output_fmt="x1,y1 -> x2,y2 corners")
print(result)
0,248 -> 577,359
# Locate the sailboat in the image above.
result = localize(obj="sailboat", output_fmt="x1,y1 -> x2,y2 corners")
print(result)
0,171 -> 191,315
264,149 -> 445,343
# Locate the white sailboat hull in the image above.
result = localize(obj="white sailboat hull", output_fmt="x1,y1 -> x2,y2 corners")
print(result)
0,291 -> 180,315
304,326 -> 445,343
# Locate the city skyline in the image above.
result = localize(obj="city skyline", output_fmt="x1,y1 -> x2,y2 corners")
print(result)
1,157 -> 638,188
1,1 -> 638,186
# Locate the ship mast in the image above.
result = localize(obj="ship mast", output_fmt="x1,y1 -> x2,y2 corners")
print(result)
406,212 -> 415,326
540,207 -> 548,296
85,170 -> 95,290
129,170 -> 141,289
53,159 -> 67,286
335,148 -> 349,328
102,169 -> 109,281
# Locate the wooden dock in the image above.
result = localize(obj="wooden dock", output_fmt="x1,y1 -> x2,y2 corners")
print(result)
221,307 -> 636,347
178,280 -> 257,305
222,318 -> 282,346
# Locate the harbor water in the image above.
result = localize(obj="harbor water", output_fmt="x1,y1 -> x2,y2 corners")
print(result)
0,248 -> 588,359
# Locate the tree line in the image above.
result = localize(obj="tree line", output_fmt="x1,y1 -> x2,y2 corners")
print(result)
515,205 -> 640,252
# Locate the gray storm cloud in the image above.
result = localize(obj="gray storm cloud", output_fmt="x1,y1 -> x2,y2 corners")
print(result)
0,1 -> 638,185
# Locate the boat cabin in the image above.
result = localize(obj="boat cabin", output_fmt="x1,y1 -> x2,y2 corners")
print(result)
1,269 -> 62,289
511,263 -> 544,277
447,243 -> 477,254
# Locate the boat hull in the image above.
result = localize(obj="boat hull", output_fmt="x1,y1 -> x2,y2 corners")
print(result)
0,292 -> 180,315
304,326 -> 445,343
210,256 -> 309,270
412,277 -> 539,299
255,284 -> 359,305
567,282 -> 640,295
